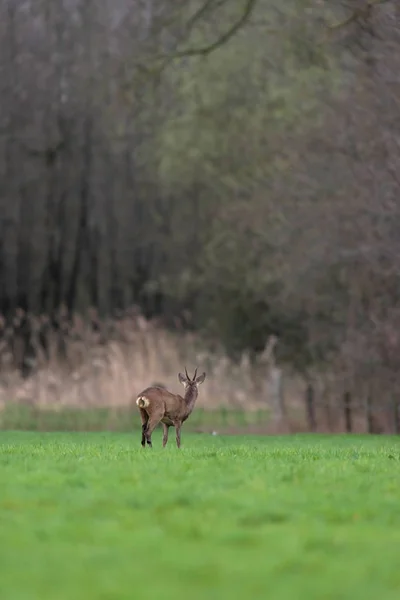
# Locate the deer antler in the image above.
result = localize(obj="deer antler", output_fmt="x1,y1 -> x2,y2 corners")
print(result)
185,366 -> 189,380
193,367 -> 198,380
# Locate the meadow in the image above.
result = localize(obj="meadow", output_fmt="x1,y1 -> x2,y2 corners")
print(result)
1,432 -> 400,600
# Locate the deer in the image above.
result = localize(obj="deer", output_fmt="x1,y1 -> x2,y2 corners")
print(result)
135,367 -> 206,448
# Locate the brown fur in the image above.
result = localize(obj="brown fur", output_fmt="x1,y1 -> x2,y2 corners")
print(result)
135,368 -> 206,448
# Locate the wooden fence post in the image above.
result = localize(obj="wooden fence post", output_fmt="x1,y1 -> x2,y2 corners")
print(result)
393,397 -> 400,435
270,365 -> 286,425
343,391 -> 352,433
366,395 -> 373,434
305,383 -> 316,432
324,395 -> 333,432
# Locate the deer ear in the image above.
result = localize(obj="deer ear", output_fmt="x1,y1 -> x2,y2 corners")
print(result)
195,372 -> 206,385
178,373 -> 187,385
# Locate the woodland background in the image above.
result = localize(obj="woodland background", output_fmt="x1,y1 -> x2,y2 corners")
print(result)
0,0 -> 399,432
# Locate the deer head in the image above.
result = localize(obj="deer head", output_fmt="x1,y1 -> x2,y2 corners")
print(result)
178,367 -> 206,389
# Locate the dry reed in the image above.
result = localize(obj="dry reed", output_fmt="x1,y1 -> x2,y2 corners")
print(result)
0,308 -> 292,414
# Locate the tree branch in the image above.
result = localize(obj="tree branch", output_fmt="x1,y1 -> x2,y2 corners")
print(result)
166,0 -> 258,60
186,0 -> 228,34
327,0 -> 391,31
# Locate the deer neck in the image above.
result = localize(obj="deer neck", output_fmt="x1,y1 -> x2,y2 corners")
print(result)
183,386 -> 198,414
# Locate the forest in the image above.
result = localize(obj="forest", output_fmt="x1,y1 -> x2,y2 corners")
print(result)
0,0 -> 399,431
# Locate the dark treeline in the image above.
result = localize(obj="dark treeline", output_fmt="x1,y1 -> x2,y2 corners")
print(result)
0,0 -> 400,399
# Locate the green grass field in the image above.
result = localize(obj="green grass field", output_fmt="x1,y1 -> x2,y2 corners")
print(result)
1,432 -> 400,600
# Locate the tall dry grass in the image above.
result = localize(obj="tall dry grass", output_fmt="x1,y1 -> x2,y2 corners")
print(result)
0,308 -> 300,415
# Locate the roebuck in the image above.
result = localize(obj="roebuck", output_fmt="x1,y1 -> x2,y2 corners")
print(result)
136,367 -> 206,448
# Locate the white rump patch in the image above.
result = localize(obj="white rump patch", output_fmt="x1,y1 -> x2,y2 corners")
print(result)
136,396 -> 150,408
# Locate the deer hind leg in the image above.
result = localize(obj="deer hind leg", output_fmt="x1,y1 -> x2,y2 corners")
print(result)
174,421 -> 182,449
162,423 -> 170,448
144,412 -> 163,448
139,408 -> 149,447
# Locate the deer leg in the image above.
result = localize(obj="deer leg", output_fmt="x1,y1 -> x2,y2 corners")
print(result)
145,414 -> 162,448
174,421 -> 182,449
162,423 -> 170,448
139,408 -> 149,448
